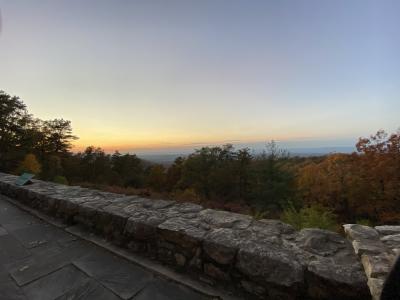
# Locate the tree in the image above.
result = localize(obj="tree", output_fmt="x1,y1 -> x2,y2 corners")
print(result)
111,151 -> 144,187
180,144 -> 240,200
297,129 -> 400,224
41,119 -> 78,154
355,130 -> 400,223
237,148 -> 252,200
79,146 -> 112,183
16,154 -> 41,175
0,91 -> 33,171
166,156 -> 185,191
249,141 -> 294,212
41,155 -> 63,181
146,164 -> 166,192
297,153 -> 358,221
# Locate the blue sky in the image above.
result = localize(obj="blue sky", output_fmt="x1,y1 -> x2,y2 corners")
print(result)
0,0 -> 399,153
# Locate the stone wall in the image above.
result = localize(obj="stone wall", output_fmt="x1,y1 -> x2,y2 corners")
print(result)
0,172 -> 371,299
344,224 -> 400,300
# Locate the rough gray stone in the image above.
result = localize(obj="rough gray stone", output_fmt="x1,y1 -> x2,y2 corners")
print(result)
203,228 -> 242,265
343,224 -> 380,241
157,217 -> 208,251
344,223 -> 399,300
306,258 -> 370,300
381,233 -> 400,249
297,228 -> 349,257
361,254 -> 393,278
204,263 -> 229,281
174,253 -> 186,266
236,239 -> 304,289
240,280 -> 266,297
375,225 -> 400,236
258,219 -> 295,235
199,209 -> 253,230
352,239 -> 387,256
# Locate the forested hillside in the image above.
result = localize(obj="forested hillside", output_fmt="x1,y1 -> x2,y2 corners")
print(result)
1,90 -> 399,230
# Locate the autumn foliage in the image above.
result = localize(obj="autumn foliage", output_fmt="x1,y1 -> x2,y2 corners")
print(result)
297,130 -> 400,224
16,153 -> 42,175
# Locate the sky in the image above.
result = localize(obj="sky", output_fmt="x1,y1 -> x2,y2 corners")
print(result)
0,0 -> 399,154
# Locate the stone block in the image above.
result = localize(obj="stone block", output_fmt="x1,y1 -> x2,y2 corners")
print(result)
361,254 -> 393,278
343,224 -> 380,241
297,228 -> 350,257
157,217 -> 208,251
199,209 -> 253,230
204,263 -> 229,281
203,228 -> 241,265
375,225 -> 400,236
367,278 -> 384,300
381,233 -> 400,249
352,239 -> 387,256
305,258 -> 369,300
236,240 -> 304,289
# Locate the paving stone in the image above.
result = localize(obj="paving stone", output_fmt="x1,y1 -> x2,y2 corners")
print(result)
11,224 -> 76,249
55,279 -> 121,300
0,226 -> 8,236
73,250 -> 153,299
0,278 -> 27,300
0,234 -> 31,264
0,264 -> 11,282
133,278 -> 212,300
0,211 -> 42,231
22,264 -> 90,300
9,245 -> 72,286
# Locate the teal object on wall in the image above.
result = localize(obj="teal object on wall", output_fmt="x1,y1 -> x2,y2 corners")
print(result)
15,173 -> 35,186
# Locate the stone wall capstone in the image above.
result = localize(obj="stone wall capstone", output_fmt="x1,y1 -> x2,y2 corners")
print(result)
0,172 -> 371,299
344,224 -> 400,300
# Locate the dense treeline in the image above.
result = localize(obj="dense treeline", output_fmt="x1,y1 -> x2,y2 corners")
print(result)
1,90 -> 399,228
298,131 -> 400,224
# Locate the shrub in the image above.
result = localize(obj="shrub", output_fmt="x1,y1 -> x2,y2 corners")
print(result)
53,175 -> 69,185
172,188 -> 201,203
356,218 -> 374,227
252,210 -> 269,220
281,203 -> 338,231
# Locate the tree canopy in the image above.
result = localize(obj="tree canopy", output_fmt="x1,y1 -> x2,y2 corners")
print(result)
1,90 -> 399,227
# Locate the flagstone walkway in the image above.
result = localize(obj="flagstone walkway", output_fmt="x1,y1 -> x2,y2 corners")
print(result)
0,195 -> 215,300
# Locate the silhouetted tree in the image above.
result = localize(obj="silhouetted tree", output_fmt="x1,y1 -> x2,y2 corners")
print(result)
111,151 -> 144,187
249,141 -> 294,212
0,91 -> 33,171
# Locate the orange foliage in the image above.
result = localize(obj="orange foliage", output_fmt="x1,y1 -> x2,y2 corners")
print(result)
297,130 -> 400,224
